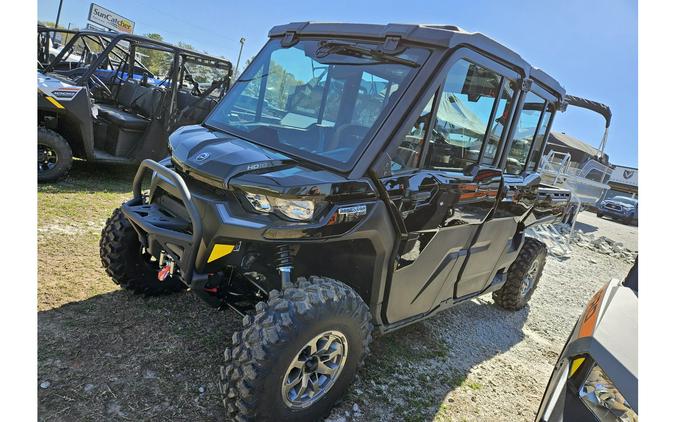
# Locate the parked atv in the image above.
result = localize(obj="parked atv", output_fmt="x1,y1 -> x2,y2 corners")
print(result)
101,22 -> 574,420
37,27 -> 232,182
537,259 -> 637,421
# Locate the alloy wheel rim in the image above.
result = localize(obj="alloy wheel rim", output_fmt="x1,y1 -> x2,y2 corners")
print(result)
281,330 -> 348,409
521,258 -> 541,297
38,144 -> 58,172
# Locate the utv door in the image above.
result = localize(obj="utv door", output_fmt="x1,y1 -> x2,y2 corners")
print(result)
381,51 -> 522,324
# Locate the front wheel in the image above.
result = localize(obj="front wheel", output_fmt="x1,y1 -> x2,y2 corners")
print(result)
99,207 -> 186,295
493,238 -> 547,311
220,277 -> 373,422
38,127 -> 73,182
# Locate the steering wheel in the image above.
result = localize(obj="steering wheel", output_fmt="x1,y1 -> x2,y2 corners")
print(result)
88,74 -> 113,98
191,81 -> 202,96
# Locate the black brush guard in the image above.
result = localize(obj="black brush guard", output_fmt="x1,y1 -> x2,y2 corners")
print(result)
122,159 -> 204,285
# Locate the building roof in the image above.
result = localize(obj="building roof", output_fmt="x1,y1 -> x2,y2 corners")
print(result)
548,131 -> 605,160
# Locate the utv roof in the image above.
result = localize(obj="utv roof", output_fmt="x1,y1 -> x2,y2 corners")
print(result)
269,22 -> 565,99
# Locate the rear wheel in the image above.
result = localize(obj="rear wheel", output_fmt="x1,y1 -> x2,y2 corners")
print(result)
38,127 -> 72,182
99,207 -> 186,295
220,276 -> 373,422
596,212 -> 604,218
493,238 -> 547,311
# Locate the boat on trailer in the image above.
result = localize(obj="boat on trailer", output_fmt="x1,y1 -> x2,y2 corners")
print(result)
539,95 -> 613,216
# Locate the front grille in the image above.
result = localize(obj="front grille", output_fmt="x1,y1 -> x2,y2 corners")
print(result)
605,203 -> 622,211
153,190 -> 192,231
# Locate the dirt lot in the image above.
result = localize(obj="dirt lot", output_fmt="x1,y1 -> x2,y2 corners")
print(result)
38,163 -> 637,421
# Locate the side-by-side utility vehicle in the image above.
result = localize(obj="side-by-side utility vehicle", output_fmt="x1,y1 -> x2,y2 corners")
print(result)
101,22 -> 576,420
38,27 -> 232,181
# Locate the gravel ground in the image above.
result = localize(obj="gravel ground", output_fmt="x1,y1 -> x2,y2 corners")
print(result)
575,210 -> 638,252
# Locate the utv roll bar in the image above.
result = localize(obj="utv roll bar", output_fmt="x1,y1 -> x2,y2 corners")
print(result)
39,26 -> 232,68
39,26 -> 233,86
40,27 -> 153,75
561,95 -> 612,156
563,95 -> 612,128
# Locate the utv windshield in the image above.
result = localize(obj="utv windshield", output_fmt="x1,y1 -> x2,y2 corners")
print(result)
205,39 -> 429,170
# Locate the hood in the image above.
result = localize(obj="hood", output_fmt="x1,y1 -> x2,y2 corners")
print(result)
589,281 -> 638,411
38,71 -> 85,100
565,279 -> 638,412
604,199 -> 635,209
169,125 -> 370,198
38,71 -> 77,89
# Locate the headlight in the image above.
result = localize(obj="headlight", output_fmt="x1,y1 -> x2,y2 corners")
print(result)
244,192 -> 272,213
244,192 -> 315,221
270,197 -> 315,220
579,364 -> 637,421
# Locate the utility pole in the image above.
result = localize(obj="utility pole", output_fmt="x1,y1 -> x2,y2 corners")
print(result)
54,0 -> 64,29
52,0 -> 64,42
234,37 -> 246,81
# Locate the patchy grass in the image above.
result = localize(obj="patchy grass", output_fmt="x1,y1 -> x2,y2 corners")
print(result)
38,161 -> 135,311
38,162 -> 241,420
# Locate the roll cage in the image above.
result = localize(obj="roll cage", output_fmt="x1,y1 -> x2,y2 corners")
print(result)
38,26 -> 233,98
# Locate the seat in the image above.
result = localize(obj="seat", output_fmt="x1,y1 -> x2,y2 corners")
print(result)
95,104 -> 149,131
95,80 -> 165,131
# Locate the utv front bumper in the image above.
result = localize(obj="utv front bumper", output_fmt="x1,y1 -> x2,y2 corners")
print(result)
597,203 -> 634,220
122,159 -> 205,284
122,159 -> 278,287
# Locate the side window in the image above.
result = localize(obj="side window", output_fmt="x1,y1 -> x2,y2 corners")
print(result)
505,91 -> 546,174
481,80 -> 517,165
425,59 -> 501,171
390,96 -> 435,173
525,102 -> 554,172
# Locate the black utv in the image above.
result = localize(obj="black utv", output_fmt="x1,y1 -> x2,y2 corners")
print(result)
100,22 -> 573,420
38,27 -> 232,181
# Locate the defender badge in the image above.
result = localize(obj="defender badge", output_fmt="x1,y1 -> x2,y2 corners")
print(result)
195,152 -> 211,162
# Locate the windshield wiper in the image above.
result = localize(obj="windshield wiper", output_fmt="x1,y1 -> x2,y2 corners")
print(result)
315,41 -> 419,67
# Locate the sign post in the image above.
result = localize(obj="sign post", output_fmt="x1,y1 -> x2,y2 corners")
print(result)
88,3 -> 135,34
